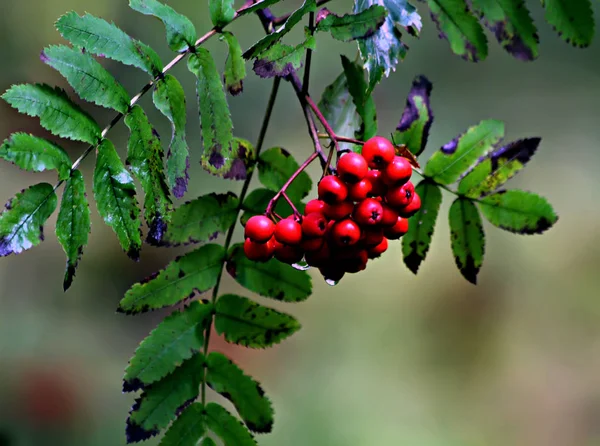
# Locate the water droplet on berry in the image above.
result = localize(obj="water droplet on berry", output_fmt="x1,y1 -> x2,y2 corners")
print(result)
325,278 -> 339,286
292,260 -> 310,271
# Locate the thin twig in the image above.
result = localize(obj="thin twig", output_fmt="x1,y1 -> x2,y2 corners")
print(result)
317,133 -> 364,146
302,11 -> 315,96
281,192 -> 299,216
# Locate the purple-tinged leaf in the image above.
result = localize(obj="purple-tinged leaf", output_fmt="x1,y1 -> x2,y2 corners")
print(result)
223,138 -> 256,181
315,5 -> 387,41
393,75 -> 433,156
220,32 -> 246,96
253,37 -> 316,78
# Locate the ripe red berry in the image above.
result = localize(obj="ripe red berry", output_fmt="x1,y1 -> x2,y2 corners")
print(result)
323,200 -> 354,221
383,156 -> 412,186
347,178 -> 372,202
318,175 -> 348,204
386,181 -> 415,208
384,217 -> 409,240
366,170 -> 388,197
380,203 -> 399,227
361,227 -> 384,247
353,198 -> 383,226
362,136 -> 396,169
336,152 -> 368,183
368,238 -> 388,258
397,192 -> 421,218
273,241 -> 304,264
244,215 -> 275,243
301,236 -> 324,252
244,237 -> 275,261
305,199 -> 325,215
336,248 -> 368,273
305,242 -> 330,267
301,212 -> 328,238
274,218 -> 302,245
331,219 -> 361,247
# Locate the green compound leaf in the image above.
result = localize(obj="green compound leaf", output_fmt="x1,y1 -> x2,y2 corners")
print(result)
448,198 -> 485,284
93,139 -> 142,261
129,0 -> 197,52
458,138 -> 540,198
210,0 -> 236,28
123,301 -> 213,391
243,0 -> 317,59
393,75 -> 433,157
153,74 -> 190,198
206,352 -> 274,433
0,133 -> 71,180
258,147 -> 312,202
42,45 -> 131,114
118,244 -> 225,314
340,55 -> 377,141
221,32 -> 246,96
253,37 -> 316,79
238,0 -> 282,16
56,12 -> 163,76
425,0 -> 488,61
478,190 -> 558,234
319,70 -> 362,153
159,403 -> 206,446
188,50 -> 235,177
203,403 -> 257,446
215,294 -> 301,348
125,105 -> 173,245
226,244 -> 312,302
424,119 -> 504,185
56,170 -> 91,290
201,439 -> 217,446
127,355 -> 204,442
315,5 -> 387,41
470,0 -> 539,61
0,183 -> 57,257
161,192 -> 239,247
541,0 -> 594,48
240,188 -> 302,226
2,84 -> 101,145
401,180 -> 442,274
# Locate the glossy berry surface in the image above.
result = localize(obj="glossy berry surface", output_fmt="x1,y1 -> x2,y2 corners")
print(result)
273,241 -> 304,264
384,217 -> 409,240
305,199 -> 326,215
243,237 -> 275,262
368,238 -> 388,258
398,192 -> 421,218
244,215 -> 275,243
386,181 -> 415,208
301,212 -> 328,238
348,179 -> 372,202
337,152 -> 368,183
380,203 -> 399,227
323,201 -> 354,221
318,175 -> 348,204
274,218 -> 303,245
383,156 -> 412,186
353,198 -> 383,226
331,219 -> 361,247
366,170 -> 387,197
361,227 -> 384,247
361,136 -> 396,169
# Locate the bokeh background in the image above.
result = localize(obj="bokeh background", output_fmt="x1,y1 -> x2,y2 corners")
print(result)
1,0 -> 600,445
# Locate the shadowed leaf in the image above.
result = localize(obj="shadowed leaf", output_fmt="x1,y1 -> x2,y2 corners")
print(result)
224,138 -> 256,181
210,0 -> 236,28
253,37 -> 316,78
158,403 -> 206,446
201,439 -> 217,446
341,55 -> 377,141
448,198 -> 485,284
315,5 -> 387,41
203,403 -> 257,446
541,0 -> 594,48
221,32 -> 246,95
238,0 -> 282,15
393,75 -> 433,156
258,147 -> 312,202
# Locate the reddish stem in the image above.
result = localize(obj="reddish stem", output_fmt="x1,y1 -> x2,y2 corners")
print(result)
281,192 -> 300,217
305,95 -> 340,153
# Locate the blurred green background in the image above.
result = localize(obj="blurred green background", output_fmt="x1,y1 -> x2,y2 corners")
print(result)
1,0 -> 600,445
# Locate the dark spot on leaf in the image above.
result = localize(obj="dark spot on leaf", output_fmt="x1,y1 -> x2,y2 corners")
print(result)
441,138 -> 459,155
39,50 -> 49,64
208,152 -> 225,170
228,81 -> 243,96
122,378 -> 144,393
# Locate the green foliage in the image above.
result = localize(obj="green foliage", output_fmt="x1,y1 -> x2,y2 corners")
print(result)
215,294 -> 301,348
206,352 -> 274,432
448,198 -> 485,284
118,244 -> 225,314
0,133 -> 71,180
315,5 -> 387,41
393,75 -> 433,157
240,188 -> 301,225
541,0 -> 594,47
253,37 -> 316,78
237,0 -> 282,16
93,139 -> 142,260
221,32 -> 246,95
159,403 -> 206,446
210,0 -> 236,28
2,84 -> 101,145
123,301 -> 212,390
341,56 -> 377,141
201,438 -> 218,446
56,170 -> 90,290
42,45 -> 131,114
0,183 -> 57,257
56,12 -> 163,76
203,403 -> 257,446
129,0 -> 197,52
258,147 -> 312,202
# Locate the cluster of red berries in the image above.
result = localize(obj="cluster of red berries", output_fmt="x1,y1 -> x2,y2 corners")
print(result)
243,136 -> 421,282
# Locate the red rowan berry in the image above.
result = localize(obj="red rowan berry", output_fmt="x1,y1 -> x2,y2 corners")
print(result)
331,219 -> 361,247
318,175 -> 348,204
337,152 -> 368,183
368,238 -> 388,258
301,212 -> 328,238
274,218 -> 302,245
382,156 -> 412,186
353,198 -> 383,226
397,192 -> 421,218
384,217 -> 409,240
244,237 -> 275,262
362,136 -> 395,169
386,181 -> 415,208
244,215 -> 275,243
323,200 -> 354,221
347,178 -> 372,202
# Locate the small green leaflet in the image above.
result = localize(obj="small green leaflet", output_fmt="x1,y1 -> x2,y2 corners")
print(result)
118,244 -> 225,314
0,133 -> 71,180
129,0 -> 197,52
238,0 -> 281,16
125,105 -> 173,245
201,439 -> 217,446
161,193 -> 239,247
221,32 -> 246,95
227,244 -> 312,302
203,403 -> 257,446
541,0 -> 594,48
188,50 -> 235,177
478,190 -> 558,234
210,0 -> 236,28
401,180 -> 442,274
458,138 -> 540,198
425,0 -> 488,61
55,12 -> 163,76
153,74 -> 190,198
340,55 -> 377,141
319,71 -> 362,153
206,352 -> 274,432
240,188 -> 302,225
127,355 -> 204,442
393,75 -> 433,157
258,147 -> 312,202
470,0 -> 539,60
42,45 -> 131,114
243,0 -> 317,59
448,198 -> 485,284
215,294 -> 301,348
315,5 -> 387,41
0,183 -> 57,257
253,37 -> 316,78
159,403 -> 206,446
424,119 -> 504,185
123,301 -> 212,391
56,170 -> 90,290
2,84 -> 101,145
93,139 -> 142,261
